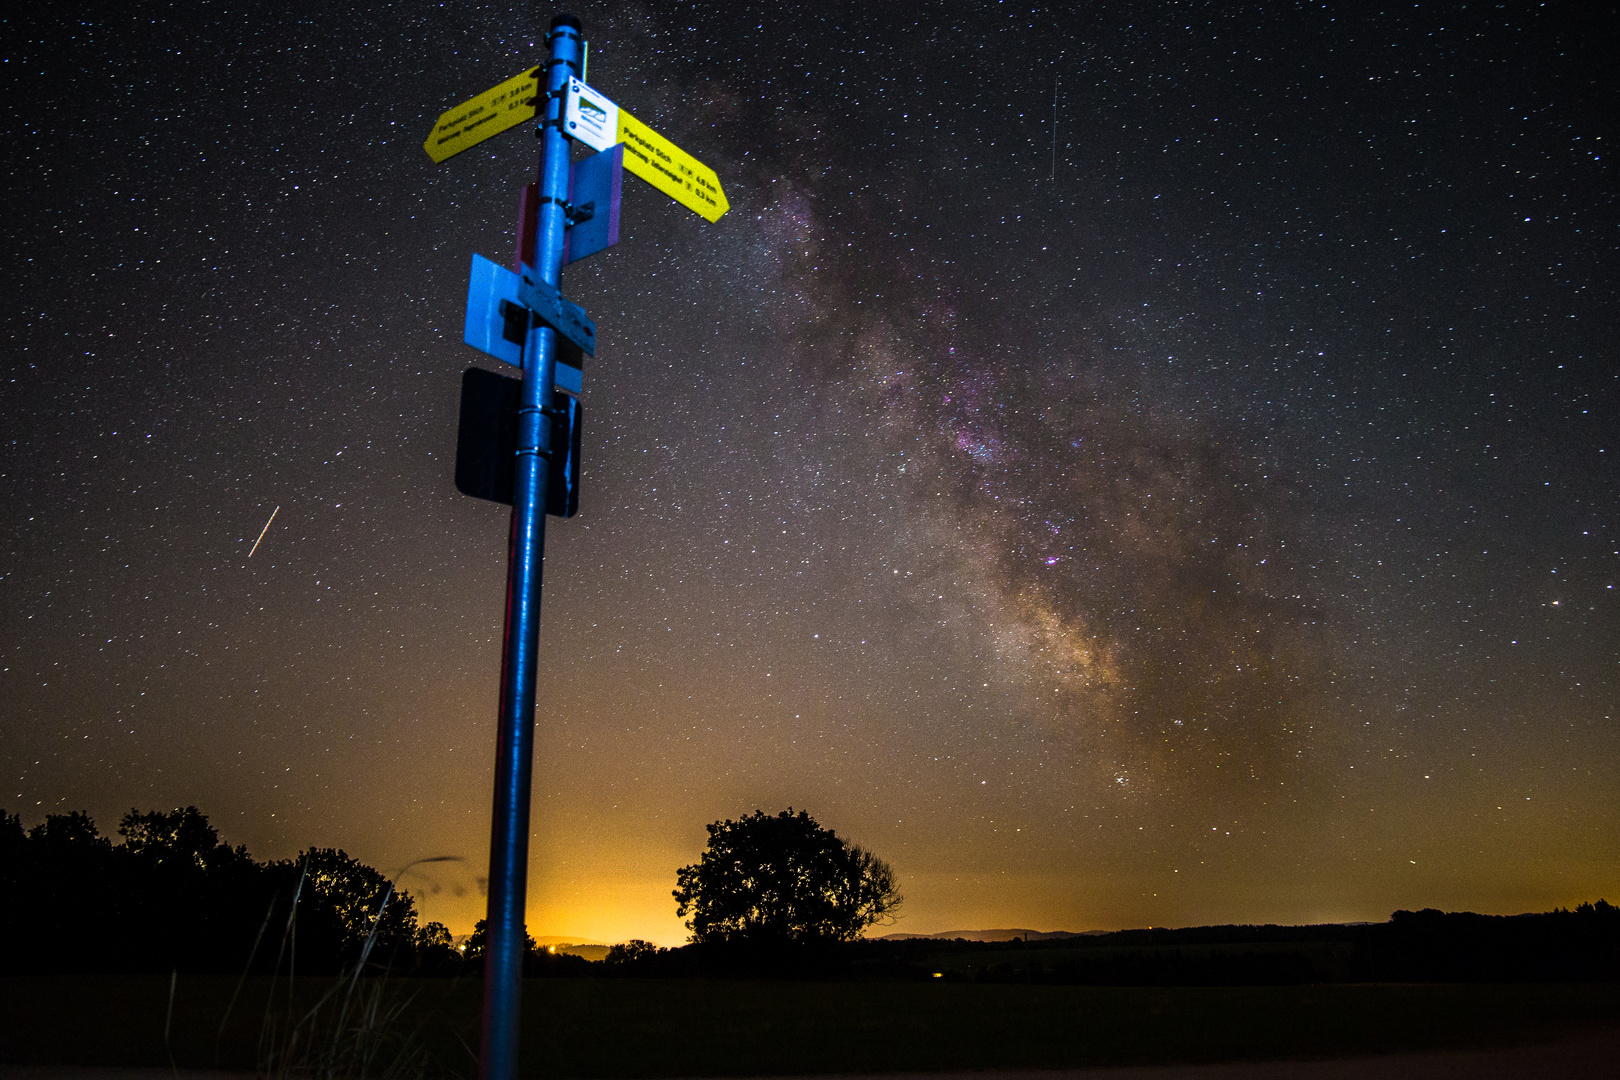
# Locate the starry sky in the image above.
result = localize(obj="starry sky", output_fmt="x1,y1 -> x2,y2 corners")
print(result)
5,1 -> 1616,946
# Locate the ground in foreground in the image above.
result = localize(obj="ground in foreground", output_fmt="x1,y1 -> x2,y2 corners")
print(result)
2,976 -> 1617,1077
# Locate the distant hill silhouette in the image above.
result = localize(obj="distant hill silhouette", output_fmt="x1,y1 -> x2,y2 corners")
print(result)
873,904 -> 1620,985
533,936 -> 610,961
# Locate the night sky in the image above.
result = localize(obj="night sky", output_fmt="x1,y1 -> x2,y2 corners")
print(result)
5,1 -> 1616,946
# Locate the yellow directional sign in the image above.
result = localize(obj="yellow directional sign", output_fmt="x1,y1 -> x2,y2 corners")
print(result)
616,111 -> 729,222
563,78 -> 728,222
424,67 -> 540,163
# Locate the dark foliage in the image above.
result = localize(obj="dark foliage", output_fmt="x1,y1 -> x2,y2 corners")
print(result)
892,903 -> 1620,985
0,806 -> 456,976
8,804 -> 1616,985
604,938 -> 661,966
661,936 -> 863,980
456,918 -> 597,977
1364,903 -> 1620,981
574,900 -> 1619,984
673,808 -> 901,946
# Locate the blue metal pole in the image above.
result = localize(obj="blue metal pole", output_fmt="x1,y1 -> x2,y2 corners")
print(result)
481,13 -> 582,1080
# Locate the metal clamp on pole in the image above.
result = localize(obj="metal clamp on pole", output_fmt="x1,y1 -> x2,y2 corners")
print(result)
534,194 -> 595,226
533,84 -> 571,134
513,406 -> 554,456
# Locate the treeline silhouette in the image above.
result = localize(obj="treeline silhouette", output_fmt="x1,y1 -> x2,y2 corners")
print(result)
6,807 -> 1617,983
0,807 -> 468,975
0,806 -> 619,978
578,905 -> 1620,984
849,904 -> 1620,986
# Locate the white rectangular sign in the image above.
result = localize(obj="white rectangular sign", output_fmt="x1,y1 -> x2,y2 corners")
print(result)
564,77 -> 620,152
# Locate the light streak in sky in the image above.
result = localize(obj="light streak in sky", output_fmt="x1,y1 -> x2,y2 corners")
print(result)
248,506 -> 280,559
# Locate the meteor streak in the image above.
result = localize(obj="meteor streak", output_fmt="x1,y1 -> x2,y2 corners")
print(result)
248,506 -> 280,559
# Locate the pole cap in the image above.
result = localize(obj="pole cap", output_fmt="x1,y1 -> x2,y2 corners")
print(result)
550,13 -> 582,32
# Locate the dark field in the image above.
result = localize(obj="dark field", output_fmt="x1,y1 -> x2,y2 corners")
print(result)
3,976 -> 1619,1077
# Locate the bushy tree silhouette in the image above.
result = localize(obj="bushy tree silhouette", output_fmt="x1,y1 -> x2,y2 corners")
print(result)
118,805 -> 244,870
0,806 -> 452,975
673,808 -> 901,945
604,939 -> 661,965
293,847 -> 422,964
109,806 -> 262,972
463,917 -> 537,961
9,811 -> 119,971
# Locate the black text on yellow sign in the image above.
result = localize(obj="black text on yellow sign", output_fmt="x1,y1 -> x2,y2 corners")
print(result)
617,112 -> 729,222
424,68 -> 540,163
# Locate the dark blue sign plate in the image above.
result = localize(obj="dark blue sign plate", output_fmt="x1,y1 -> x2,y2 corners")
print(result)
563,145 -> 623,265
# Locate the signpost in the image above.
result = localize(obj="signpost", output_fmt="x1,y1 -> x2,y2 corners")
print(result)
423,12 -> 729,1080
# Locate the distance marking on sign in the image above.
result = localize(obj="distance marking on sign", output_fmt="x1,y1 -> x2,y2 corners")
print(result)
425,67 -> 539,163
564,77 -> 729,222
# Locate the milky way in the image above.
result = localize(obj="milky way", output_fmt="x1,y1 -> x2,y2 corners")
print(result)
4,0 -> 1614,942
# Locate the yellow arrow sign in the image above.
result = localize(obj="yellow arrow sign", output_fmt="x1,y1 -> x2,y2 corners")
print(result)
424,67 -> 540,163
564,79 -> 728,222
617,111 -> 729,222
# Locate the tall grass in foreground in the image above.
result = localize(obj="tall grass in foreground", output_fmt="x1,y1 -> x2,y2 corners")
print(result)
258,970 -> 446,1080
222,855 -> 468,1080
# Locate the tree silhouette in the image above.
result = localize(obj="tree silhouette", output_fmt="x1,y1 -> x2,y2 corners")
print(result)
118,805 -> 245,870
288,847 -> 422,967
462,918 -> 536,961
673,808 -> 901,945
111,806 -> 260,972
604,939 -> 661,965
0,807 -> 449,975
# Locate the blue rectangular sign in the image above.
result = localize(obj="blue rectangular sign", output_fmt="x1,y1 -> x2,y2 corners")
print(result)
513,148 -> 624,270
463,253 -> 583,395
562,145 -> 623,266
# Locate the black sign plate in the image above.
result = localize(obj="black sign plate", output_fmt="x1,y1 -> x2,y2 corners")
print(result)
455,367 -> 581,518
